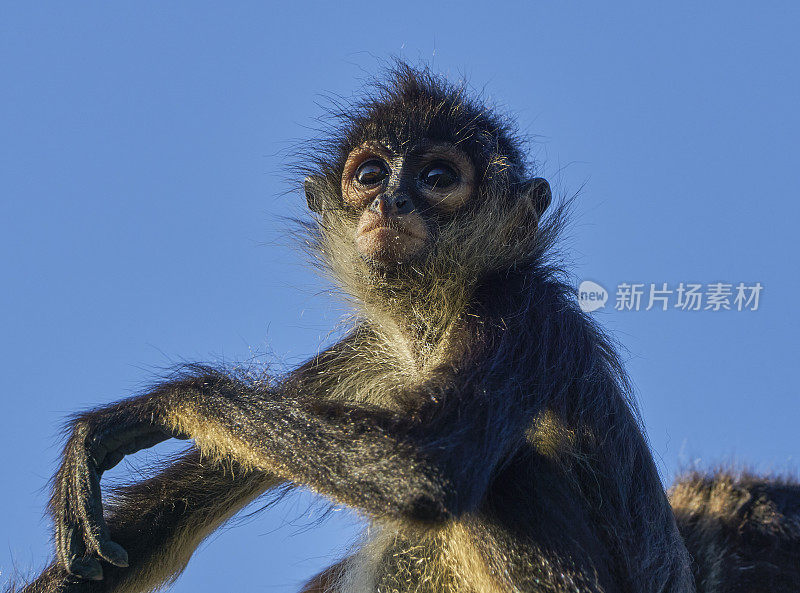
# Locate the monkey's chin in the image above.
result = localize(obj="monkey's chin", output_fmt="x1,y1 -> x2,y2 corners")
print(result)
358,247 -> 419,271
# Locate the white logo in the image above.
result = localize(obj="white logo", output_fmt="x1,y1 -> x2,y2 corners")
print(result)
578,280 -> 608,313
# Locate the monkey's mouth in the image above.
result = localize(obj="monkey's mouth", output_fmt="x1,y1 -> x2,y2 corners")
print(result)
357,219 -> 425,241
355,218 -> 428,265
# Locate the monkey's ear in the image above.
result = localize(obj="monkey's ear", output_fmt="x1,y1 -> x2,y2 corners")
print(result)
520,177 -> 552,216
304,175 -> 326,213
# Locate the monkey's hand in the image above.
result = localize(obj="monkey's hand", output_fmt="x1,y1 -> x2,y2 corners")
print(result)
51,411 -> 178,581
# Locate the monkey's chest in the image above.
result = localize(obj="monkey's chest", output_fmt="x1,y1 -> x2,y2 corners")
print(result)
373,535 -> 458,593
344,524 -> 508,593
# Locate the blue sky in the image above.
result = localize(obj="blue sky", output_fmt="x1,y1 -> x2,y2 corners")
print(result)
2,2 -> 798,591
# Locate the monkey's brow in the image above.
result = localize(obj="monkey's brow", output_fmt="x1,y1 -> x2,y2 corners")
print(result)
372,136 -> 399,153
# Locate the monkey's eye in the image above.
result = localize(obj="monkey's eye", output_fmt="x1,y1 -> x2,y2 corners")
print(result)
419,161 -> 458,190
354,160 -> 390,186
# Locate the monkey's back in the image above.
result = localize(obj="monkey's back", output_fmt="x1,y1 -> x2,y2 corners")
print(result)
671,471 -> 800,593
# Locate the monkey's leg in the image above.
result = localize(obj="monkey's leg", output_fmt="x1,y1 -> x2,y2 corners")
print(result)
22,450 -> 281,593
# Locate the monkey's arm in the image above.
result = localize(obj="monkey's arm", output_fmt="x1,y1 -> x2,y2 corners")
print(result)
53,364 -> 528,581
20,450 -> 280,592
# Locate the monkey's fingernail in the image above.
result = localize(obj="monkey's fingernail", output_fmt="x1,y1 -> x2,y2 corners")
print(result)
98,540 -> 129,567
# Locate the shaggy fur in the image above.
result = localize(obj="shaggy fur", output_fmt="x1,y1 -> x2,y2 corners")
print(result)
6,65 -> 798,593
671,471 -> 800,593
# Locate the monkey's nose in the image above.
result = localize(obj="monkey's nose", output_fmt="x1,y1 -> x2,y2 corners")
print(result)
370,195 -> 413,216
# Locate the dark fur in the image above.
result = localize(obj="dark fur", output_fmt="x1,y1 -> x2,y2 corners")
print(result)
7,65 -> 798,593
671,471 -> 800,593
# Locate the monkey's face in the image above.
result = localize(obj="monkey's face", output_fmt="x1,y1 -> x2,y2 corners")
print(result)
341,141 -> 475,269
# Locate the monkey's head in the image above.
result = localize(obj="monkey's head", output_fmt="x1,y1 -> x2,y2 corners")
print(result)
332,138 -> 476,268
302,64 -> 552,306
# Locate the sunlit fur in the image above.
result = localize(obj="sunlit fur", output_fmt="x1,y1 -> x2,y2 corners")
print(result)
8,64 -> 799,593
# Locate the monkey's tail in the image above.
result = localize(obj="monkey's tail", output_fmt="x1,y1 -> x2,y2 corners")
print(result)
669,470 -> 800,593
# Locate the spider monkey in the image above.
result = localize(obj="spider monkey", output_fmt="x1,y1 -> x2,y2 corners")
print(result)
10,65 -> 799,593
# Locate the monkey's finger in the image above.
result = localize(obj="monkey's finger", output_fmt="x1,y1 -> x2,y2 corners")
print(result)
55,477 -> 89,572
59,478 -> 103,580
95,539 -> 130,568
61,522 -> 103,580
55,489 -> 75,566
75,461 -> 130,567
